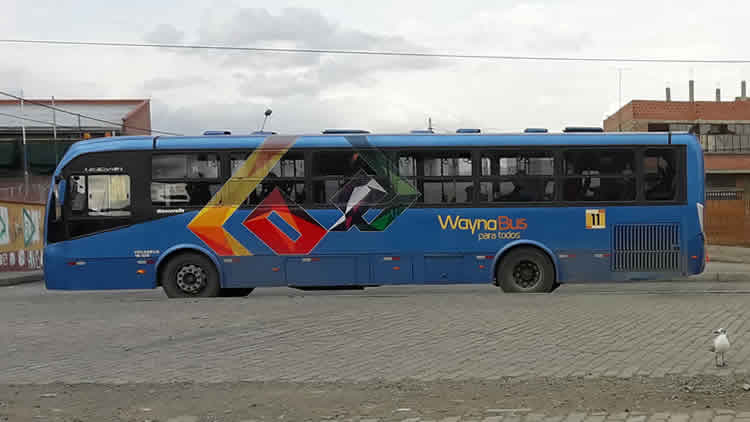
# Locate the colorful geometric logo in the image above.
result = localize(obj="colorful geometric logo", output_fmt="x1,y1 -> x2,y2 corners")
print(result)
329,170 -> 387,232
188,134 -> 420,256
242,188 -> 327,255
187,135 -> 298,256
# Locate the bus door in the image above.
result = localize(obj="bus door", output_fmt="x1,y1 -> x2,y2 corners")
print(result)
49,152 -> 153,290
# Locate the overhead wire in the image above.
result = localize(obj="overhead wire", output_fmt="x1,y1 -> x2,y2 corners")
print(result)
1,38 -> 750,64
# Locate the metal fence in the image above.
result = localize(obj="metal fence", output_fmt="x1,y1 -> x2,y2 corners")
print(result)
701,134 -> 750,153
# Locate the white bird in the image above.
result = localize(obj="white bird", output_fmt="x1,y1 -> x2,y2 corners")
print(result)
710,328 -> 730,367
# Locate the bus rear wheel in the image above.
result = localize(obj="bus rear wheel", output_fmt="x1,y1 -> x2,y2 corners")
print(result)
496,247 -> 555,293
161,252 -> 221,298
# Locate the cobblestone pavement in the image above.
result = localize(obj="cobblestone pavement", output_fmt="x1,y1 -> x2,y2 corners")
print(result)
3,281 -> 750,384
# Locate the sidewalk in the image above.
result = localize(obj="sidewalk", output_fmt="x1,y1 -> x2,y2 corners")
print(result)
707,244 -> 750,264
0,270 -> 43,287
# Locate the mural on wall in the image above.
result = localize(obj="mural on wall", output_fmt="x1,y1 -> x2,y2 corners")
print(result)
0,202 -> 45,272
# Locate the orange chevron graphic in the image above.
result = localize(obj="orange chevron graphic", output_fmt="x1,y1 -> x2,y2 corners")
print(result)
187,135 -> 298,256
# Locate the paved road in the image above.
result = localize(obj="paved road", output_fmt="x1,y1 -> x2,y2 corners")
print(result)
3,280 -> 750,385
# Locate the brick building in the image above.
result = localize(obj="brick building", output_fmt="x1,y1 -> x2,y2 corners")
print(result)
604,80 -> 750,195
0,99 -> 151,203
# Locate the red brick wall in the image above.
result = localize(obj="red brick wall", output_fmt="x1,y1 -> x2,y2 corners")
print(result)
630,100 -> 750,121
705,154 -> 750,172
604,100 -> 750,131
122,101 -> 151,136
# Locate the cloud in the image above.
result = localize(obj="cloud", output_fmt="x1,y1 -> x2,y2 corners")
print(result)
142,76 -> 209,92
144,24 -> 185,44
143,7 -> 444,98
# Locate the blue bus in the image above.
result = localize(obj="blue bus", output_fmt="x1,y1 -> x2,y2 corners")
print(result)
43,129 -> 705,297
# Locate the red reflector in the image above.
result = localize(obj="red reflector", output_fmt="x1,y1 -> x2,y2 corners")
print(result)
479,264 -> 486,269
392,266 -> 400,271
691,255 -> 698,259
272,267 -> 280,272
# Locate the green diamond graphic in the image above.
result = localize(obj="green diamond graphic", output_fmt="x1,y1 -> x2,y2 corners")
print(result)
23,208 -> 36,247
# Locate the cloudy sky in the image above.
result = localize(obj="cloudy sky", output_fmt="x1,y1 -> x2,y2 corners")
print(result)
1,0 -> 749,135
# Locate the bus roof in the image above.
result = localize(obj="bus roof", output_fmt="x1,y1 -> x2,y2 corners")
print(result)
56,131 -> 700,173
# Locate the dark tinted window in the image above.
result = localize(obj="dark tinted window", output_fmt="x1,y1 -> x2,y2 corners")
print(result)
226,151 -> 307,207
312,151 -> 374,177
230,151 -> 304,178
480,179 -> 555,202
423,181 -> 473,203
397,151 -> 472,204
422,152 -> 472,177
562,149 -> 635,201
481,151 -> 554,176
151,182 -> 221,207
152,154 -> 219,179
644,149 -> 678,201
563,150 -> 634,176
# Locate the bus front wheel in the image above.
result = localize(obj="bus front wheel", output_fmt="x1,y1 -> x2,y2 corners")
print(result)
161,252 -> 221,298
496,247 -> 555,293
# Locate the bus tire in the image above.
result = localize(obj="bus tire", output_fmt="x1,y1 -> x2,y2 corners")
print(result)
160,252 -> 221,298
496,247 -> 555,293
220,288 -> 255,297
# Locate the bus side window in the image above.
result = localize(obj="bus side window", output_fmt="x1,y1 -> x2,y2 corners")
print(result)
644,149 -> 677,201
562,149 -> 635,202
151,154 -> 221,208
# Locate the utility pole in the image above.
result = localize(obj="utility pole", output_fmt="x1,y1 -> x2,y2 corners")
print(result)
20,89 -> 28,193
52,96 -> 58,163
613,67 -> 631,131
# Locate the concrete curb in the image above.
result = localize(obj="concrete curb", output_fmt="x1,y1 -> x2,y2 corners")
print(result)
0,272 -> 44,287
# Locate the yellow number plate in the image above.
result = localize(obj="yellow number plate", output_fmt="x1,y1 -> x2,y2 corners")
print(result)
586,209 -> 606,229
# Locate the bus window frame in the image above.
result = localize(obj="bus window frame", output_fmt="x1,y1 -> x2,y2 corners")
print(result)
150,151 -> 224,210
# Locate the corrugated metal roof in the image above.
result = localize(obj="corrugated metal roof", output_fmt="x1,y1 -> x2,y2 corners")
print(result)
0,100 -> 146,129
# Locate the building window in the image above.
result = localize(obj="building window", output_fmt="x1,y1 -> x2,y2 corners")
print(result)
648,123 -> 670,132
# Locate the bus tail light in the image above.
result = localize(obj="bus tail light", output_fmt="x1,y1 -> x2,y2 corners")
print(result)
67,261 -> 86,266
697,203 -> 704,234
136,269 -> 146,275
383,256 -> 400,261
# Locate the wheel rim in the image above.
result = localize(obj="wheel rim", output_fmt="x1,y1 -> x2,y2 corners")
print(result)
512,260 -> 541,290
175,264 -> 208,295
